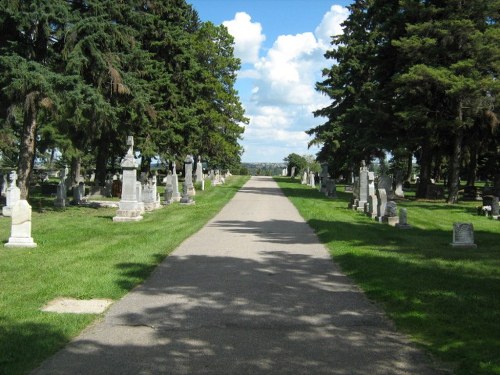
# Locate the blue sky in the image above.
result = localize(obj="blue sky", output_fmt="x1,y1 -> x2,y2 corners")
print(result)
189,0 -> 352,162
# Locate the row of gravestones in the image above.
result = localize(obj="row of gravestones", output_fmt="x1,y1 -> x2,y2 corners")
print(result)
299,167 -> 338,198
1,136 -> 230,246
348,161 -> 479,247
348,161 -> 409,228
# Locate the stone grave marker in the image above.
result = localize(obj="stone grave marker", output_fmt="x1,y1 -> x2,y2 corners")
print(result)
171,163 -> 181,202
367,194 -> 378,219
378,175 -> 394,199
395,208 -> 412,229
5,200 -> 37,248
326,178 -> 337,198
358,161 -> 369,212
384,201 -> 399,226
451,223 -> 477,248
491,196 -> 499,219
163,172 -> 173,205
54,167 -> 68,208
142,176 -> 160,211
2,170 -> 21,217
195,156 -> 203,183
301,171 -> 308,185
184,155 -> 196,197
376,188 -> 387,222
113,136 -> 143,222
309,171 -> 315,188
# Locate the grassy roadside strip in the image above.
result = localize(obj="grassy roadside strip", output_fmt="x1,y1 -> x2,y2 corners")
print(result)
275,176 -> 500,375
0,175 -> 249,375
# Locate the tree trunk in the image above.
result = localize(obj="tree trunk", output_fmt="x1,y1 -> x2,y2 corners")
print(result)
447,106 -> 464,204
466,146 -> 478,186
95,138 -> 109,186
404,152 -> 413,182
416,144 -> 433,198
17,92 -> 40,200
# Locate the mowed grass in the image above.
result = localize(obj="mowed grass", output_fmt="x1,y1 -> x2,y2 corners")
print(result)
275,177 -> 500,375
0,176 -> 249,375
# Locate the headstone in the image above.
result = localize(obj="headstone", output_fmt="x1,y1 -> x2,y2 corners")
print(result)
143,176 -> 160,211
291,166 -> 296,178
163,172 -> 173,204
195,156 -> 203,183
301,171 -> 308,185
282,168 -> 287,176
309,172 -> 315,188
358,161 -> 369,212
54,167 -> 68,208
491,196 -> 499,219
376,188 -> 387,222
378,175 -> 394,199
89,172 -> 95,183
113,136 -> 143,222
2,170 -> 21,216
367,171 -> 375,197
5,200 -> 37,248
320,164 -> 329,193
0,174 -> 7,197
367,194 -> 378,219
395,208 -> 412,229
326,178 -> 337,198
171,163 -> 181,202
72,182 -> 85,205
451,223 -> 477,248
384,201 -> 399,226
136,181 -> 145,214
184,155 -> 196,197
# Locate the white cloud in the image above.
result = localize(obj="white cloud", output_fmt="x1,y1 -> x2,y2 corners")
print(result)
224,6 -> 349,162
315,5 -> 349,47
223,12 -> 266,64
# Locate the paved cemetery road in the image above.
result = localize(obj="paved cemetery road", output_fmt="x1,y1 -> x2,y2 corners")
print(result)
32,176 -> 446,375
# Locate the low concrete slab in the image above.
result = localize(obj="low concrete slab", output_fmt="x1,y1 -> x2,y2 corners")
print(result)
41,298 -> 113,314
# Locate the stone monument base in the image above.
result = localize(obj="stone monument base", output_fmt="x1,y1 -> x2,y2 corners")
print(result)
113,211 -> 143,222
5,237 -> 37,248
395,223 -> 412,229
384,216 -> 399,226
450,242 -> 477,248
2,207 -> 12,216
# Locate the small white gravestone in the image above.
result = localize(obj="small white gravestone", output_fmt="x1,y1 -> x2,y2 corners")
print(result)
171,163 -> 181,202
451,223 -> 477,248
301,171 -> 308,185
5,200 -> 37,248
195,156 -> 203,184
163,172 -> 173,205
142,176 -> 160,211
2,170 -> 21,216
376,188 -> 387,222
309,172 -> 315,188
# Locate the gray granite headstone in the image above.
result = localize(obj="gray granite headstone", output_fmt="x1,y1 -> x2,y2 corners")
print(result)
367,194 -> 378,219
384,201 -> 399,226
491,196 -> 499,218
358,164 -> 369,212
451,223 -> 477,248
378,175 -> 394,199
396,208 -> 412,229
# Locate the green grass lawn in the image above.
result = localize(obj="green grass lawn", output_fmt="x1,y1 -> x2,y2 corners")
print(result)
276,177 -> 500,375
0,176 -> 249,375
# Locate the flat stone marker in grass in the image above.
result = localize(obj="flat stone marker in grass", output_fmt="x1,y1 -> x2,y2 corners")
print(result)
41,298 -> 113,314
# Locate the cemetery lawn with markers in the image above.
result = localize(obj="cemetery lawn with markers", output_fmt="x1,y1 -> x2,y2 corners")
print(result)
276,177 -> 500,375
0,175 -> 249,375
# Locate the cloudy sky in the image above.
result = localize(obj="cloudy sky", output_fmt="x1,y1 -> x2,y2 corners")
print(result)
189,0 -> 351,162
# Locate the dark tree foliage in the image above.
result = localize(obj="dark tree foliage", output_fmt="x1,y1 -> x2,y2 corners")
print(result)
310,0 -> 499,202
0,0 -> 246,193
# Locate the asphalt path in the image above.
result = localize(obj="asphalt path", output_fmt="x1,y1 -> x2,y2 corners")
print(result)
32,176 -> 445,375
